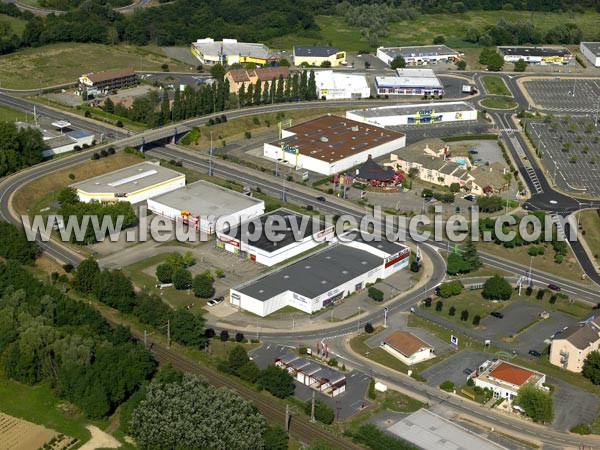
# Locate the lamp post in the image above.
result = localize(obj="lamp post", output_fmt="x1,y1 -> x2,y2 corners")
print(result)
208,130 -> 213,176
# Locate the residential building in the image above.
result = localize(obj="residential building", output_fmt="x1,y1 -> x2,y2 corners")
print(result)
498,46 -> 575,65
346,101 -> 478,127
263,115 -> 406,176
78,68 -> 137,96
293,46 -> 346,67
224,66 -> 291,94
313,70 -> 370,100
468,360 -> 546,400
376,45 -> 461,66
71,161 -> 185,204
381,331 -> 435,365
191,38 -> 273,66
374,68 -> 444,97
549,315 -> 600,372
580,42 -> 600,67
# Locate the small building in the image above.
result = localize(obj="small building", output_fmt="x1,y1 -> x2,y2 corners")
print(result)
346,101 -> 477,127
263,115 -> 406,176
215,208 -> 334,266
498,46 -> 575,65
78,68 -> 137,96
275,354 -> 346,397
293,46 -> 346,67
230,233 -> 410,317
580,42 -> 600,67
191,38 -> 273,66
313,70 -> 370,100
549,315 -> 600,372
147,180 -> 265,234
71,161 -> 185,204
374,68 -> 444,97
381,331 -> 435,365
468,360 -> 546,400
355,155 -> 402,188
225,66 -> 291,94
376,45 -> 461,66
43,130 -> 95,157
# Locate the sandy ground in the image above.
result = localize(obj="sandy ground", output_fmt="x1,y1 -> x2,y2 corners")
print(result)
78,425 -> 121,450
0,413 -> 58,450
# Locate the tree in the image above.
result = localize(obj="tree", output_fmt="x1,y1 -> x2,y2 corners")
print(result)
160,93 -> 170,123
462,239 -> 482,271
514,58 -> 527,72
514,383 -> 553,423
449,306 -> 456,316
209,63 -> 225,81
228,345 -> 249,375
446,252 -> 472,275
171,309 -> 205,347
259,365 -> 295,399
73,257 -> 100,294
93,269 -> 135,312
0,222 -> 38,264
238,361 -> 261,384
278,58 -> 290,67
264,425 -> 288,450
437,280 -> 463,298
304,399 -> 334,424
307,70 -> 317,100
172,268 -> 192,290
482,275 -> 512,300
582,351 -> 600,384
155,263 -> 174,283
456,60 -> 467,70
103,97 -> 115,114
460,309 -> 469,321
433,35 -> 445,44
472,315 -> 481,326
130,373 -> 265,450
449,182 -> 460,193
435,300 -> 443,311
486,52 -> 505,71
192,272 -> 213,298
390,56 -> 406,69
165,252 -> 184,269
364,322 -> 374,333
220,330 -> 229,341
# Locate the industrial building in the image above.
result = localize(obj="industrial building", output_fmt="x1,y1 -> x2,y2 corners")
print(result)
275,353 -> 346,397
549,315 -> 600,372
263,115 -> 406,176
216,208 -> 335,266
381,331 -> 435,365
191,38 -> 273,66
229,232 -> 410,317
376,45 -> 461,66
224,66 -> 290,94
498,46 -> 575,65
580,42 -> 600,67
15,122 -> 95,157
71,161 -> 185,204
147,180 -> 265,234
467,360 -> 546,400
293,46 -> 346,67
78,68 -> 137,96
346,101 -> 477,127
374,68 -> 444,97
313,70 -> 370,100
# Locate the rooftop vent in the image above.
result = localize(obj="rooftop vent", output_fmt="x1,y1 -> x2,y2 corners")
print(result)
320,136 -> 329,143
361,261 -> 368,265
342,270 -> 349,274
305,265 -> 311,269
283,275 -> 290,279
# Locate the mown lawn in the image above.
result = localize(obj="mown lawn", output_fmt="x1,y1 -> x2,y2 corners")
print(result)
578,209 -> 600,264
0,104 -> 27,122
423,288 -> 504,328
481,75 -> 512,96
0,14 -> 27,35
480,96 -> 518,110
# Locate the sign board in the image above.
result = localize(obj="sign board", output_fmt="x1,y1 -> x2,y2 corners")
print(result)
302,171 -> 309,181
450,335 -> 458,347
360,190 -> 367,200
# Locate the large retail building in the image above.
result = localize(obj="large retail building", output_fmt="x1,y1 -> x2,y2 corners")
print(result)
263,115 -> 406,176
376,45 -> 461,66
229,232 -> 410,317
71,161 -> 185,204
374,68 -> 444,97
498,46 -> 574,65
313,70 -> 370,100
191,38 -> 274,66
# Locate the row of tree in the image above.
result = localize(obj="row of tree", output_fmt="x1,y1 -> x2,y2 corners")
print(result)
0,122 -> 45,177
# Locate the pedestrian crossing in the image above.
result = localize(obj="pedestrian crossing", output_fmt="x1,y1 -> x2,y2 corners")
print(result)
525,166 -> 544,194
551,214 -> 566,240
542,106 -> 600,113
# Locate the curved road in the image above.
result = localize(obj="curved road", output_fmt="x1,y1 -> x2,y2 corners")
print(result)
0,0 -> 152,15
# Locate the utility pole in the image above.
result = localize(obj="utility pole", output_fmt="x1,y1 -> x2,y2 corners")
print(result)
167,319 -> 170,348
143,330 -> 147,348
310,391 -> 316,423
209,130 -> 213,176
285,404 -> 290,433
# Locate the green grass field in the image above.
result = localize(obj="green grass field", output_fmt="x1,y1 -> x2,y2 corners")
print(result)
0,13 -> 27,35
0,104 -> 27,122
0,43 -> 191,89
269,10 -> 600,53
481,76 -> 512,96
578,209 -> 600,263
424,288 -> 505,328
480,97 -> 518,110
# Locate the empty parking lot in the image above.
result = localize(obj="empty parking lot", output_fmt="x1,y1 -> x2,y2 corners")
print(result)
524,79 -> 600,113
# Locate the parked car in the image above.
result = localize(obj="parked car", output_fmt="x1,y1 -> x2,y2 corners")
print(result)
548,283 -> 561,291
491,311 -> 504,319
528,350 -> 541,358
468,150 -> 478,155
455,206 -> 461,213
316,196 -> 326,202
207,296 -> 224,307
463,368 -> 473,375
464,194 -> 475,202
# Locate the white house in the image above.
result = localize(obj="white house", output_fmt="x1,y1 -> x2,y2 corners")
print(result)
313,70 -> 370,100
468,360 -> 546,400
381,331 -> 435,365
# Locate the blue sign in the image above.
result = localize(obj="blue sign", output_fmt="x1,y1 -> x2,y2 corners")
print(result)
282,145 -> 299,154
418,109 -> 433,116
384,307 -> 388,313
450,335 -> 458,346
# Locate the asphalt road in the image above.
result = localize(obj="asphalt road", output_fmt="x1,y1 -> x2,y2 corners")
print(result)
0,0 -> 152,15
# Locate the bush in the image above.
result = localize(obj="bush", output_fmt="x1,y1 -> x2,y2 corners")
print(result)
299,346 -> 308,355
449,306 -> 456,316
367,379 -> 376,399
220,330 -> 229,341
570,423 -> 591,435
91,153 -> 100,160
235,332 -> 244,342
115,120 -> 124,128
435,300 -> 443,312
472,315 -> 481,326
107,146 -> 115,155
440,380 -> 455,392
204,328 -> 215,339
364,322 -> 374,333
368,287 -> 384,302
437,280 -> 463,298
467,377 -> 475,387
423,297 -> 432,307
304,399 -> 334,424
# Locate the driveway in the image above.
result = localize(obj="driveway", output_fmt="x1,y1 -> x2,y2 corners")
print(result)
550,377 -> 598,431
421,350 -> 491,388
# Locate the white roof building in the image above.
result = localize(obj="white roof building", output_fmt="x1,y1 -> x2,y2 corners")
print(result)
313,70 -> 371,100
191,38 -> 271,66
580,42 -> 600,67
375,68 -> 444,96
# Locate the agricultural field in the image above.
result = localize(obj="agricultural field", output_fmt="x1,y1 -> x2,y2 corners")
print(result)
0,412 -> 68,450
0,43 -> 191,90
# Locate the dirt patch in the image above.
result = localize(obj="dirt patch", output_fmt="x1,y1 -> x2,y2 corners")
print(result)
13,152 -> 144,216
77,425 -> 121,450
0,412 -> 68,450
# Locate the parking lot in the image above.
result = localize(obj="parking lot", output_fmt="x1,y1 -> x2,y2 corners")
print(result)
421,350 -> 491,388
523,79 -> 600,113
527,118 -> 600,196
249,344 -> 372,419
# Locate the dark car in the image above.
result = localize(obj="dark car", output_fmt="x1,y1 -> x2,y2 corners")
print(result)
548,283 -> 561,291
528,350 -> 541,358
491,311 -> 504,319
468,150 -> 478,155
455,206 -> 461,213
316,196 -> 326,202
463,368 -> 472,375
464,195 -> 475,202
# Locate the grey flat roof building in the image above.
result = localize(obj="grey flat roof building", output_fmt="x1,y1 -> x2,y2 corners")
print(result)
351,101 -> 476,119
581,42 -> 600,56
237,243 -> 382,301
379,45 -> 458,58
341,230 -> 408,256
148,180 -> 263,217
71,161 -> 184,195
293,45 -> 340,58
498,46 -> 571,57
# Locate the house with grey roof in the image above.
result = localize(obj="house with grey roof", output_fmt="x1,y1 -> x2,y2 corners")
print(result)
550,315 -> 600,372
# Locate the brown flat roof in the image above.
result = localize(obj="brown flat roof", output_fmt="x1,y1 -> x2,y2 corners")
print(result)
86,67 -> 136,83
489,361 -> 533,386
227,66 -> 290,83
384,331 -> 431,357
270,115 -> 404,163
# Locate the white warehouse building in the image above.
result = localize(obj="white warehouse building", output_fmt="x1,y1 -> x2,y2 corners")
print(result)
374,68 -> 444,97
580,42 -> 600,67
71,161 -> 185,204
216,209 -> 335,266
376,45 -> 461,66
346,101 -> 478,127
313,70 -> 371,100
147,180 -> 265,234
263,115 -> 406,176
229,232 -> 410,317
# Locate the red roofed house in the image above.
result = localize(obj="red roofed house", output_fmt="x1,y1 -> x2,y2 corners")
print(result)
381,331 -> 435,365
224,66 -> 291,94
468,360 -> 546,400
